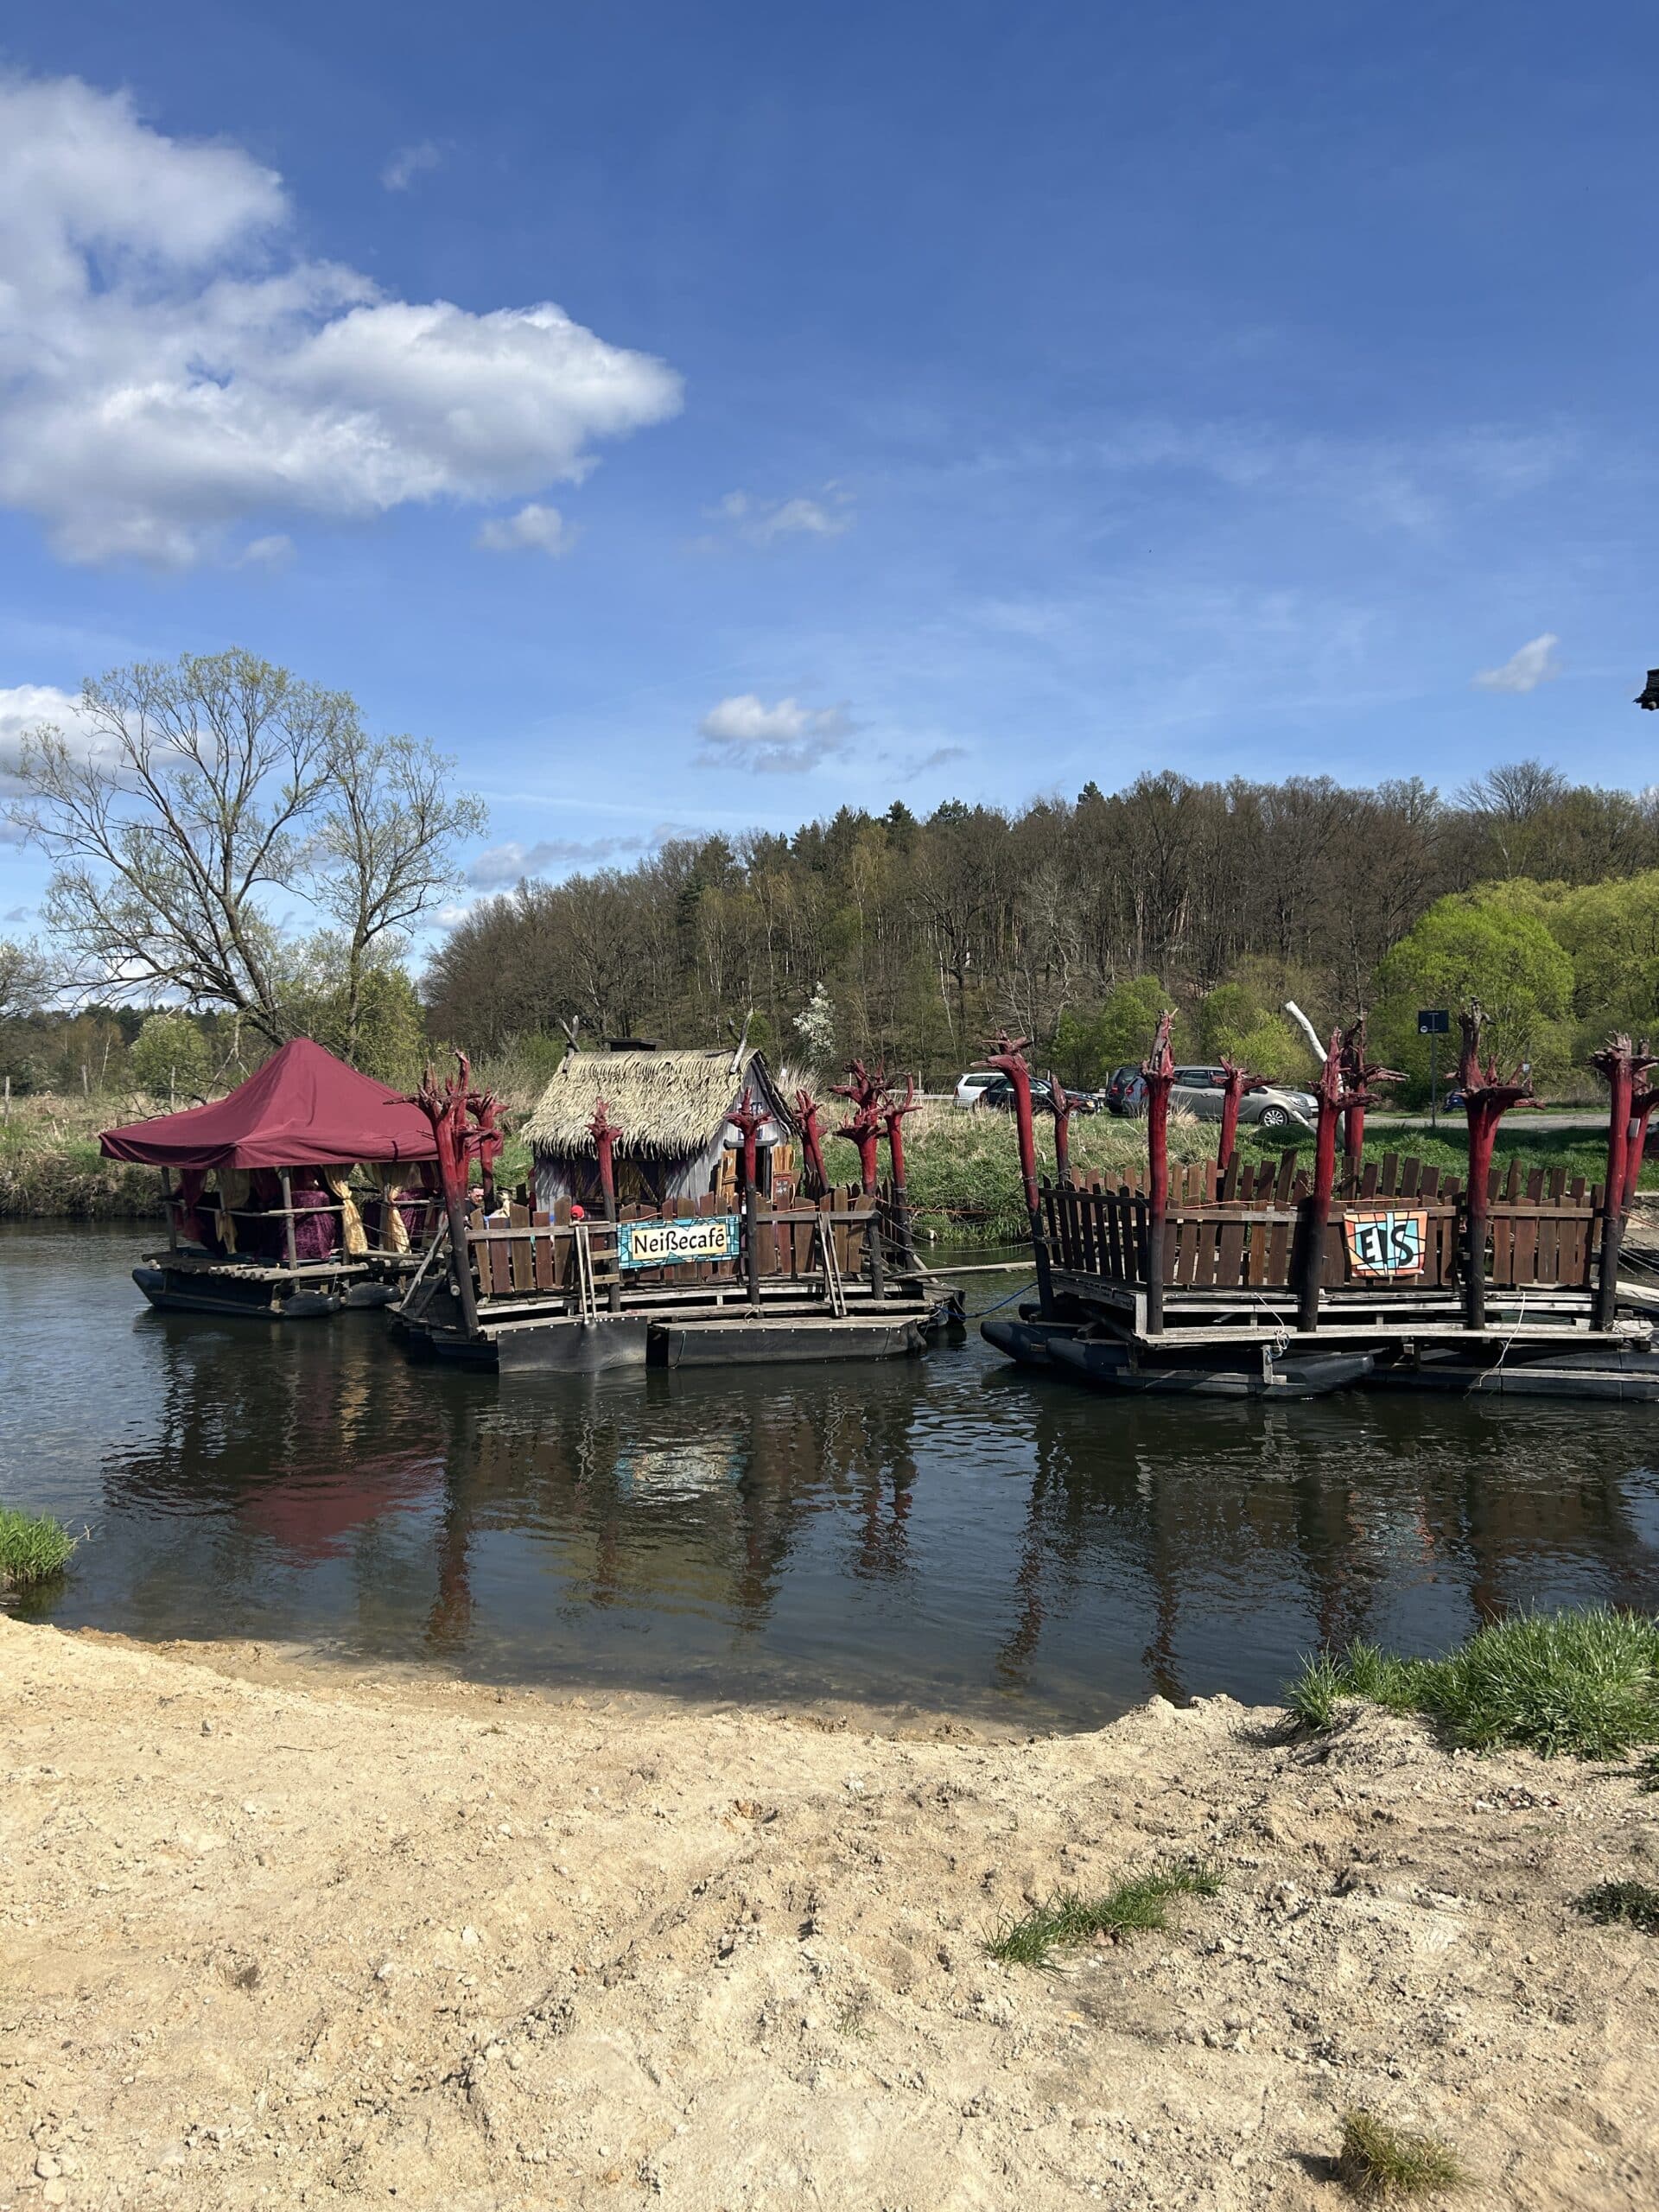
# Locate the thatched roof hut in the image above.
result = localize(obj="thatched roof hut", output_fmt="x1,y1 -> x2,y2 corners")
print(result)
524,1046 -> 798,1208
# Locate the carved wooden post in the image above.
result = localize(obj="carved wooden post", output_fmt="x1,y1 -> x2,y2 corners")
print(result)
1294,1032 -> 1343,1332
1592,1035 -> 1656,1330
412,1053 -> 480,1338
726,1090 -> 767,1309
1626,1071 -> 1659,1215
833,1060 -> 888,1300
882,1075 -> 918,1274
1338,1017 -> 1368,1175
1217,1056 -> 1267,1179
793,1088 -> 830,1198
588,1097 -> 624,1313
1457,1008 -> 1535,1333
1048,1069 -> 1073,1185
977,1032 -> 1048,1314
1140,1014 -> 1176,1336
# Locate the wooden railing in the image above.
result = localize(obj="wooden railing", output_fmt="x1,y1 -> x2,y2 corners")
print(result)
1042,1152 -> 1602,1296
465,1186 -> 878,1304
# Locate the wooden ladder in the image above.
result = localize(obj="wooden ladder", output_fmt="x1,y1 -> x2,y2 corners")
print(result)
572,1220 -> 600,1323
817,1217 -> 848,1317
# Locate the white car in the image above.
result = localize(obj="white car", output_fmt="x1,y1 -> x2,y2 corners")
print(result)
955,1070 -> 1001,1107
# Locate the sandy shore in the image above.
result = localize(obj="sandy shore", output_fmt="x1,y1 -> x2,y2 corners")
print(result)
3,1618 -> 1656,2209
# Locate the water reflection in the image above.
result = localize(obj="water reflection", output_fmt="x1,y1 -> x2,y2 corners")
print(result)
5,1224 -> 1659,1726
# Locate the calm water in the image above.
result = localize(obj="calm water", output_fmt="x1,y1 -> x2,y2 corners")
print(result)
5,1222 -> 1659,1726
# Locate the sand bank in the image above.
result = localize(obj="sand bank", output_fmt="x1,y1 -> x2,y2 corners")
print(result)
2,1618 -> 1656,2209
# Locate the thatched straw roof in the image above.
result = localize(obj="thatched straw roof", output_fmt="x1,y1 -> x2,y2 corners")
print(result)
524,1047 -> 795,1159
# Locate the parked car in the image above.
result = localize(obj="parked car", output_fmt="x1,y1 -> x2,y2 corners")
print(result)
1167,1064 -> 1318,1131
1103,1064 -> 1141,1116
954,1069 -> 1002,1107
978,1074 -> 1100,1117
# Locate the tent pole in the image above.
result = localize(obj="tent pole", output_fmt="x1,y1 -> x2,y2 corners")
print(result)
162,1168 -> 178,1253
279,1167 -> 298,1273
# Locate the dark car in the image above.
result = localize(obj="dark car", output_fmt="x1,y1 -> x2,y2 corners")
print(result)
979,1075 -> 1099,1117
1103,1064 -> 1141,1115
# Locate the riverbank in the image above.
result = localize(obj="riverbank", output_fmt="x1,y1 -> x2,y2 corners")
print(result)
0,1095 -> 160,1218
3,1619 -> 1654,2209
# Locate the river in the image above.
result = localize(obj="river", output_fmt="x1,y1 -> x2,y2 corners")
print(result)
5,1221 -> 1659,1726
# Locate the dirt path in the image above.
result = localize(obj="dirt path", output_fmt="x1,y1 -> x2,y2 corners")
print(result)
3,1618 -> 1656,2209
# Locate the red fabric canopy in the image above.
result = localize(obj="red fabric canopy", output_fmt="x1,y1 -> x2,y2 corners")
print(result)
99,1039 -> 438,1171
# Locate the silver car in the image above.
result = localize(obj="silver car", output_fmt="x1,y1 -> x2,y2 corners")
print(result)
1168,1065 -> 1317,1132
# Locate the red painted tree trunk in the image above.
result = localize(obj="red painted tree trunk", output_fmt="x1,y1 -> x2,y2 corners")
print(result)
1141,1015 -> 1176,1335
793,1090 -> 830,1198
977,1033 -> 1047,1312
1048,1070 -> 1072,1184
1297,1034 -> 1343,1332
588,1098 -> 624,1312
413,1054 -> 480,1337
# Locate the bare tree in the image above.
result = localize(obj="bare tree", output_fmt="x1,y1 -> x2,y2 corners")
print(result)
0,938 -> 49,1020
305,725 -> 486,1061
6,649 -> 481,1055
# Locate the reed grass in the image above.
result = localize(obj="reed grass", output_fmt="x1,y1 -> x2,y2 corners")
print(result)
1335,2108 -> 1467,2200
0,1507 -> 76,1588
1287,1607 -> 1659,1759
985,1860 -> 1222,1968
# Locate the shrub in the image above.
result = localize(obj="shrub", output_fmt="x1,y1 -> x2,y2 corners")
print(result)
1575,1878 -> 1659,1935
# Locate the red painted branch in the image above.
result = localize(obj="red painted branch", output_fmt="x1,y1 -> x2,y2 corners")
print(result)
794,1089 -> 830,1198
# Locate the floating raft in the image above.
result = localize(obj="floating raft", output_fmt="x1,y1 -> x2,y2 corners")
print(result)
391,1186 -> 960,1372
133,1257 -> 404,1320
982,1314 -> 1372,1397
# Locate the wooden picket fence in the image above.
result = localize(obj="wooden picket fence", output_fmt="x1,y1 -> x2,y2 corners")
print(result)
1043,1152 -> 1602,1296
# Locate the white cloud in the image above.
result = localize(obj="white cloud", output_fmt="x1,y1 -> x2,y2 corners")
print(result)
381,139 -> 443,192
696,694 -> 849,773
0,682 -> 106,791
706,487 -> 853,545
1473,632 -> 1560,694
235,533 -> 295,570
467,833 -> 647,886
0,72 -> 683,567
474,502 -> 575,557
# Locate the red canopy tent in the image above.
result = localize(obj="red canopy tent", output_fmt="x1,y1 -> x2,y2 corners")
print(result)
100,1038 -> 438,1170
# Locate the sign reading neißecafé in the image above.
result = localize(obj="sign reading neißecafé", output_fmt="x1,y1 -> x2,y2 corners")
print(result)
618,1215 -> 741,1269
1343,1209 -> 1427,1278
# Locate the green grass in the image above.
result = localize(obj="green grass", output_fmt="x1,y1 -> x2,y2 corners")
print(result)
0,1506 -> 76,1589
1575,1878 -> 1659,1934
1238,1117 -> 1653,1196
1335,2108 -> 1467,2201
1287,1607 -> 1659,1760
985,1859 -> 1222,1968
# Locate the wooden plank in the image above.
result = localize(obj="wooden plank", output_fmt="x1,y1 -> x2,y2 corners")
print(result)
531,1208 -> 553,1293
507,1201 -> 531,1294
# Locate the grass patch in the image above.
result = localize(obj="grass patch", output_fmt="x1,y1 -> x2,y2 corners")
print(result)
1335,2107 -> 1466,2200
1575,1878 -> 1659,1934
985,1859 -> 1221,1968
0,1506 -> 76,1589
1287,1607 -> 1659,1761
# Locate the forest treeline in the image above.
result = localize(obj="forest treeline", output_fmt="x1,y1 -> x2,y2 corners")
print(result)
425,761 -> 1659,1092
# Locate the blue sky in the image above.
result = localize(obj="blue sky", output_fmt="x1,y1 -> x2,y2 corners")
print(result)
2,2 -> 1656,927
